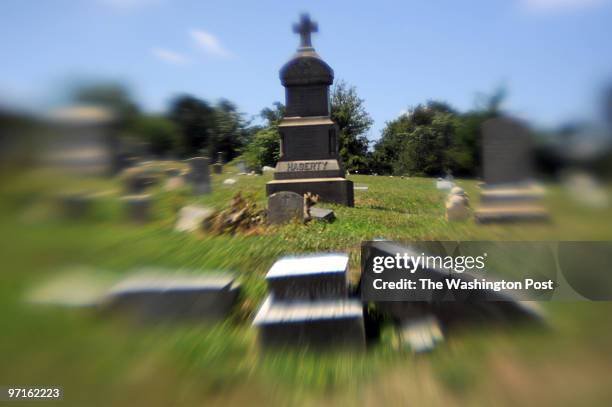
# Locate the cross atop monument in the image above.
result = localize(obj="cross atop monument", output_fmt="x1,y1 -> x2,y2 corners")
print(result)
293,14 -> 318,49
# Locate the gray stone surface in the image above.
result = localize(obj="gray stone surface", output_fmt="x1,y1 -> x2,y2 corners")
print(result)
266,14 -> 354,206
253,296 -> 365,349
175,204 -> 214,232
477,117 -> 548,222
482,117 -> 533,186
265,253 -> 348,300
186,156 -> 211,195
253,250 -> 365,350
106,271 -> 240,321
309,207 -> 335,222
399,315 -> 444,353
267,191 -> 304,224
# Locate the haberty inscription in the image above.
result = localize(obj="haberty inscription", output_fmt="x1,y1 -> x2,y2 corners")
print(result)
287,161 -> 329,172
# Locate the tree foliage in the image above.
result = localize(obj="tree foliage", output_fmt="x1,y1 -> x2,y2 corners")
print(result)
330,80 -> 373,171
373,100 -> 494,176
128,115 -> 179,157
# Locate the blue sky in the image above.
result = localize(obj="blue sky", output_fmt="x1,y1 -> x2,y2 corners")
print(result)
1,0 -> 611,140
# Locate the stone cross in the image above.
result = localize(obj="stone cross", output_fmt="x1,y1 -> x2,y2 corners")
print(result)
293,14 -> 318,48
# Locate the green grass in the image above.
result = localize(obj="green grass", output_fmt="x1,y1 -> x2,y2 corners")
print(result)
1,165 -> 612,406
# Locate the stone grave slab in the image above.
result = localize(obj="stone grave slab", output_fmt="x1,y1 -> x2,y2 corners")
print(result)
253,296 -> 365,349
398,315 -> 444,353
309,207 -> 335,222
175,205 -> 214,232
106,271 -> 240,321
267,191 -> 304,225
186,156 -> 211,195
265,253 -> 349,300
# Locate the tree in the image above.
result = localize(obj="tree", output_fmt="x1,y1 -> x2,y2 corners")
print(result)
240,102 -> 285,169
260,102 -> 285,126
210,99 -> 250,162
129,115 -> 179,157
71,82 -> 139,127
242,127 -> 280,169
169,95 -> 215,157
330,80 -> 373,171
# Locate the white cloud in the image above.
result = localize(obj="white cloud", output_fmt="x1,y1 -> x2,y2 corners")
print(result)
520,0 -> 607,12
151,48 -> 189,65
98,0 -> 161,10
190,29 -> 232,58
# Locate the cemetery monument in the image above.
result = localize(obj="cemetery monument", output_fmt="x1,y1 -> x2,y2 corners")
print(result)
265,14 -> 354,206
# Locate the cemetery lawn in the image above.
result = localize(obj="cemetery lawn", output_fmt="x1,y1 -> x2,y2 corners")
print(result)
1,165 -> 612,406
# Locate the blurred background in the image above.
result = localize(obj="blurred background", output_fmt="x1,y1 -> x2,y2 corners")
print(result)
1,1 -> 612,406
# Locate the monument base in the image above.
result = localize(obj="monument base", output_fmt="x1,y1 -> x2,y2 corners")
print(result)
266,177 -> 354,207
475,184 -> 549,223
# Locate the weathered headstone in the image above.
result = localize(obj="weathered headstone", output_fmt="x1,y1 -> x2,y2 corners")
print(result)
106,271 -> 240,321
482,117 -> 533,186
212,151 -> 224,174
253,253 -> 365,349
43,105 -> 121,175
265,14 -> 354,206
267,191 -> 304,224
186,156 -> 211,195
223,178 -> 237,185
265,254 -> 349,300
236,160 -> 247,174
475,117 -> 548,223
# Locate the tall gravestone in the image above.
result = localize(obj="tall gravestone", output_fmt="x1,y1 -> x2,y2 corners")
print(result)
186,156 -> 211,195
265,14 -> 354,206
475,117 -> 547,223
482,117 -> 533,186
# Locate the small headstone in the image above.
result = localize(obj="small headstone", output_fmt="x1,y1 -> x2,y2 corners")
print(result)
262,166 -> 275,173
267,191 -> 304,225
354,184 -> 369,191
253,252 -> 365,349
212,151 -> 224,174
175,204 -> 214,232
253,296 -> 365,349
265,253 -> 349,300
236,160 -> 247,173
399,315 -> 444,353
106,271 -> 240,321
223,178 -> 237,185
121,194 -> 152,223
309,207 -> 335,222
186,156 -> 211,195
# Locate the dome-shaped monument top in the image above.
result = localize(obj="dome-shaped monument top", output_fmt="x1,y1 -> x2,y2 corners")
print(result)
280,14 -> 334,88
